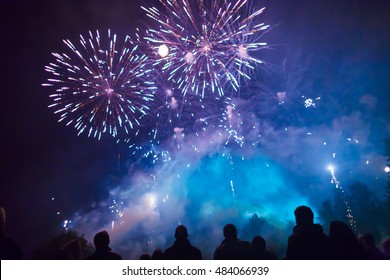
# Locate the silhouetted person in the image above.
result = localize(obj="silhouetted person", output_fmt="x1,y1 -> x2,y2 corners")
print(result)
382,238 -> 390,260
358,233 -> 386,260
214,223 -> 251,260
328,221 -> 366,259
285,205 -> 328,259
151,248 -> 164,260
139,253 -> 150,260
0,207 -> 23,260
87,231 -> 122,260
251,235 -> 277,260
164,225 -> 202,260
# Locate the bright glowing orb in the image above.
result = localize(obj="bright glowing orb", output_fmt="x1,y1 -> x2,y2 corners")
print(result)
158,44 -> 169,57
385,166 -> 390,173
327,165 -> 334,172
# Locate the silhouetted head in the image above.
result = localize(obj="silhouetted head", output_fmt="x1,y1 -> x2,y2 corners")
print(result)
329,221 -> 355,242
252,235 -> 266,252
223,223 -> 238,239
174,225 -> 188,240
294,206 -> 314,226
358,233 -> 375,248
93,231 -> 110,249
151,248 -> 164,260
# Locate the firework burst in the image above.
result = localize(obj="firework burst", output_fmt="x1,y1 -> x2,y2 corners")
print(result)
43,30 -> 156,140
141,0 -> 270,98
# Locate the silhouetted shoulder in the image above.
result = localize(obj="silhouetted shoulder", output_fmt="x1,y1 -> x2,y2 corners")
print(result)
214,224 -> 251,260
87,250 -> 122,260
164,240 -> 202,260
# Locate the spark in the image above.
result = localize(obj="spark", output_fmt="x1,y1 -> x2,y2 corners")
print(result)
62,220 -> 71,232
230,180 -> 236,198
303,96 -> 321,108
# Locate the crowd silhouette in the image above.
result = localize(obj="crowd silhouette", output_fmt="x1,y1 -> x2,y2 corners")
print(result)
1,205 -> 390,260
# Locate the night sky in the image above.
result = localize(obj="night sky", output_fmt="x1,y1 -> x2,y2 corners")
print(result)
1,0 -> 390,259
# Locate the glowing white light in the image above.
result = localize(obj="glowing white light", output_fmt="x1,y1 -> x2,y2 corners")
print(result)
158,44 -> 169,57
185,52 -> 195,64
237,45 -> 249,59
385,166 -> 390,173
143,193 -> 157,209
169,97 -> 178,109
202,44 -> 211,52
277,91 -> 286,104
304,98 -> 315,108
226,105 -> 233,120
165,89 -> 173,96
230,180 -> 236,198
174,127 -> 184,141
105,87 -> 114,95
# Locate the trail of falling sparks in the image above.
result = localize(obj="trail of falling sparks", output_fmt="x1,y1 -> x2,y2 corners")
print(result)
328,166 -> 357,231
110,199 -> 125,231
226,153 -> 238,214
